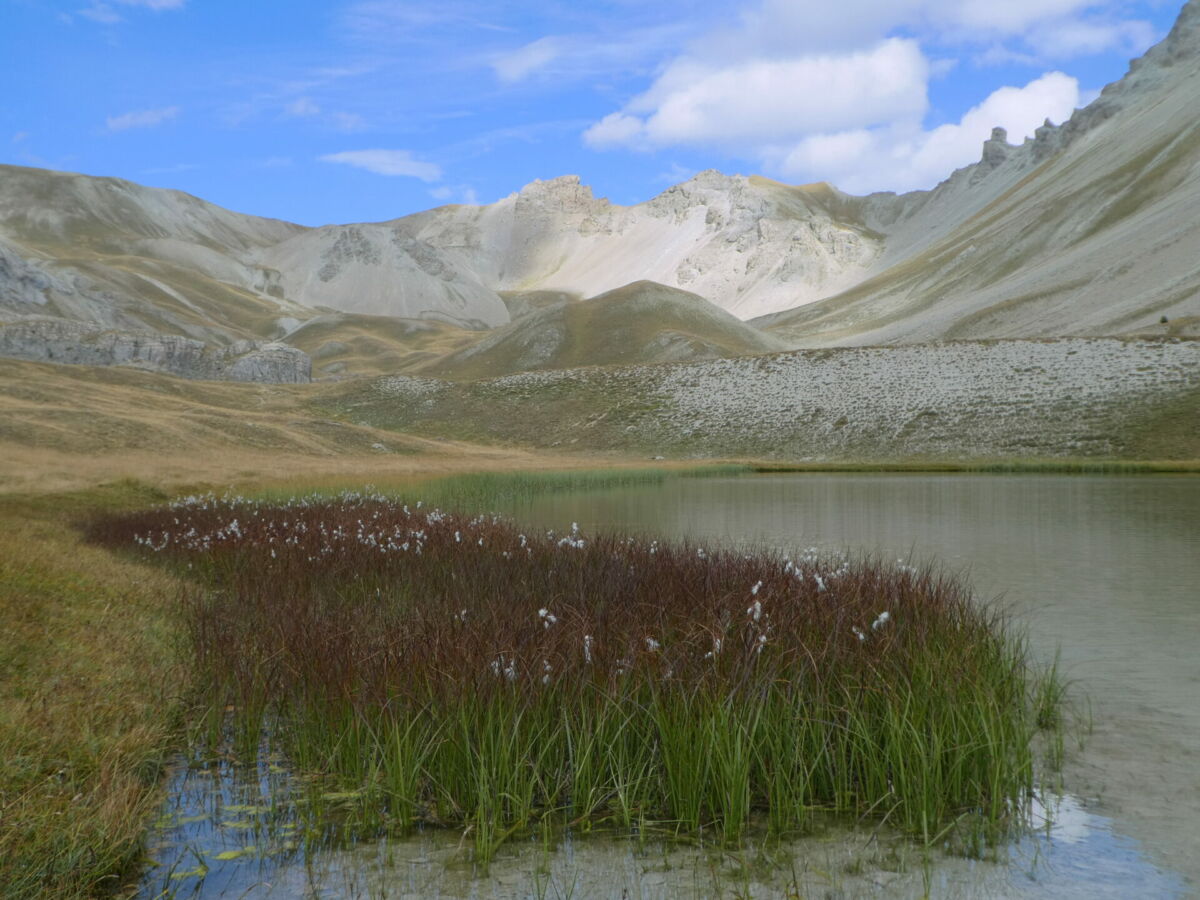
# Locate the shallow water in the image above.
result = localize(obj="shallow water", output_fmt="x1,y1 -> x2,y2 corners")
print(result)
142,474 -> 1199,898
143,754 -> 1185,899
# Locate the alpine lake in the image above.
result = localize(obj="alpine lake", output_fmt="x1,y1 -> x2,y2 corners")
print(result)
140,473 -> 1199,899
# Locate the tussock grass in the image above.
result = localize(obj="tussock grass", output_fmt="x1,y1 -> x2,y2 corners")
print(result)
91,490 -> 1063,862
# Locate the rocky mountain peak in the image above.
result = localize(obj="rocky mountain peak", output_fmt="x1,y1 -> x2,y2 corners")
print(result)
513,175 -> 603,216
980,127 -> 1012,169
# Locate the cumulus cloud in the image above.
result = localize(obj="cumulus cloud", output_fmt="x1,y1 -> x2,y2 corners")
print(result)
583,0 -> 1135,193
586,39 -> 929,150
105,106 -> 180,132
320,149 -> 442,181
770,72 -> 1082,193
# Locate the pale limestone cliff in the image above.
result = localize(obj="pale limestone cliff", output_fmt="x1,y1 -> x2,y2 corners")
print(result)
0,317 -> 311,383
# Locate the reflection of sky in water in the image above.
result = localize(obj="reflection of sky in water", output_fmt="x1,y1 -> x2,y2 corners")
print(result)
141,756 -> 1187,899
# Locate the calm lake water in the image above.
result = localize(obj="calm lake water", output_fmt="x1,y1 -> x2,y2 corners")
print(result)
142,474 -> 1200,898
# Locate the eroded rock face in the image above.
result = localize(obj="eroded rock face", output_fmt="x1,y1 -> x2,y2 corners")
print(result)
0,240 -> 67,308
0,317 -> 311,383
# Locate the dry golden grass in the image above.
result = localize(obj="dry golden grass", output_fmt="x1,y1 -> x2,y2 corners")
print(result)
0,482 -> 185,898
284,312 -> 481,377
0,357 -> 620,495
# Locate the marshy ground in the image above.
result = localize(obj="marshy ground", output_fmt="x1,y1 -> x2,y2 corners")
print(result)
5,461 -> 1193,899
78,480 -> 1065,894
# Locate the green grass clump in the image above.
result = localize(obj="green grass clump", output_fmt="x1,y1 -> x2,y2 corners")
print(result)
89,491 -> 1063,862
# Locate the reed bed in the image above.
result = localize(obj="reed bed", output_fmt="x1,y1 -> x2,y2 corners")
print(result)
89,490 -> 1060,860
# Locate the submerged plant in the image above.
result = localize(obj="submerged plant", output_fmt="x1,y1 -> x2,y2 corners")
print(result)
89,491 -> 1063,861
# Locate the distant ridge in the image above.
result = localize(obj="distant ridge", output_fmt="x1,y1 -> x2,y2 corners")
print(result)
0,0 -> 1197,382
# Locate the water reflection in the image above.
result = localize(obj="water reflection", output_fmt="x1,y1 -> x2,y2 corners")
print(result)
512,474 -> 1200,892
142,753 -> 1186,899
141,474 -> 1200,897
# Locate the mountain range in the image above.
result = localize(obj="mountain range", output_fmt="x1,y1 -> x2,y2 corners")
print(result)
1,0 -> 1197,383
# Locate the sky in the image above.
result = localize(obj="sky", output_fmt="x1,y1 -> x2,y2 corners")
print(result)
1,0 -> 1187,226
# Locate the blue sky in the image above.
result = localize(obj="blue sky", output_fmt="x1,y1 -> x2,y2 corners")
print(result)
1,0 -> 1186,226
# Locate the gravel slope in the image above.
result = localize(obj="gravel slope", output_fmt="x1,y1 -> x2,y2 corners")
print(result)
333,338 -> 1200,460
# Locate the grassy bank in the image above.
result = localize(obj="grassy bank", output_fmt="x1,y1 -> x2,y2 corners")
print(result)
750,459 -> 1200,475
90,490 -> 1064,865
0,482 -> 186,899
249,463 -> 751,509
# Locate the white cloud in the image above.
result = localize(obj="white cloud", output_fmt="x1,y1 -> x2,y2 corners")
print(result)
320,149 -> 442,181
585,38 -> 929,150
105,106 -> 180,132
770,72 -> 1082,194
585,113 -> 649,150
11,131 -> 30,144
284,97 -> 321,117
582,0 -> 1143,193
492,36 -> 565,83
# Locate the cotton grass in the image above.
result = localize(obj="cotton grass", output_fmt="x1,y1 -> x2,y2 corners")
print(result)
90,491 -> 1062,861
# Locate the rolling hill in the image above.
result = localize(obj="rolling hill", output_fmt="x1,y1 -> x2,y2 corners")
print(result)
431,281 -> 789,380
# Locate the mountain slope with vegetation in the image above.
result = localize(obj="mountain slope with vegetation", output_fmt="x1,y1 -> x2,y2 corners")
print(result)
431,281 -> 790,380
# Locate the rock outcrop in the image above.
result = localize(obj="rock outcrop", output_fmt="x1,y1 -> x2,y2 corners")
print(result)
0,317 -> 311,383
